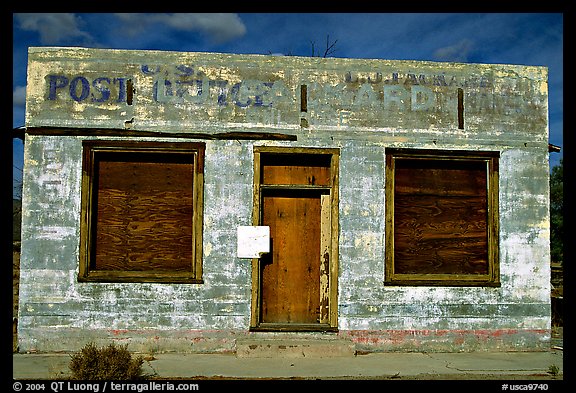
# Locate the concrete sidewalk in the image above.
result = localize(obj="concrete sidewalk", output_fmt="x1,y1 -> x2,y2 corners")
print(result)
13,349 -> 563,380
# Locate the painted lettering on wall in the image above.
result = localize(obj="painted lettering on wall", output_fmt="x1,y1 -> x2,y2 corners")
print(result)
44,66 -> 497,119
326,71 -> 491,113
46,75 -> 130,103
344,71 -> 491,88
141,64 -> 292,108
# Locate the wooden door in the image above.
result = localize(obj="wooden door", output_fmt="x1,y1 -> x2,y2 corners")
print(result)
253,149 -> 337,330
261,189 -> 323,324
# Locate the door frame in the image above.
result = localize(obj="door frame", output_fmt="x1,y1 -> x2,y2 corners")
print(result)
250,146 -> 340,331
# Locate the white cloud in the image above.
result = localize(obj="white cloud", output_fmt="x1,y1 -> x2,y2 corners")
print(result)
14,13 -> 93,45
114,13 -> 246,43
433,39 -> 474,62
13,86 -> 26,107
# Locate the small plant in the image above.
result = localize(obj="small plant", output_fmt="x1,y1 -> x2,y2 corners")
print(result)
69,342 -> 144,380
548,364 -> 560,377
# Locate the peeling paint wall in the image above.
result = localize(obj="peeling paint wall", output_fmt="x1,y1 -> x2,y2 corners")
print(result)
19,47 -> 550,353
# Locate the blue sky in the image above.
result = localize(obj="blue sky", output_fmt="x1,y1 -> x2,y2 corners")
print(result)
12,13 -> 564,197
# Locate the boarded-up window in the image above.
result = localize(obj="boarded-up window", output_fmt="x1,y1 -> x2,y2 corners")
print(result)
79,141 -> 204,283
385,149 -> 499,286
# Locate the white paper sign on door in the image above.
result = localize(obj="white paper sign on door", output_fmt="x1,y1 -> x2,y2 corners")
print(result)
237,226 -> 270,258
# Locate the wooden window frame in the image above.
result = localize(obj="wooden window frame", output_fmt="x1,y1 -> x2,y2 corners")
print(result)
385,148 -> 500,287
79,140 -> 204,283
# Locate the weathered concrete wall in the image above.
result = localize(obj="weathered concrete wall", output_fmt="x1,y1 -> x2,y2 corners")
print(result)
13,242 -> 20,353
18,47 -> 551,353
25,47 -> 547,139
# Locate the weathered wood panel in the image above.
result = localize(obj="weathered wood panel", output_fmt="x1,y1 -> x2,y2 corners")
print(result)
393,158 -> 488,275
261,190 -> 321,324
94,157 -> 194,271
261,154 -> 331,186
319,194 -> 331,324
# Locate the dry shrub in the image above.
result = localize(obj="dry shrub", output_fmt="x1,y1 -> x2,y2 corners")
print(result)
69,342 -> 144,380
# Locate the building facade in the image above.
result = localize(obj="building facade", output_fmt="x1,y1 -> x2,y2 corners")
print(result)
17,47 -> 551,353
